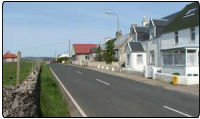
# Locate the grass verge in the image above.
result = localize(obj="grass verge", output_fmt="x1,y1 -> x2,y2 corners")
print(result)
40,63 -> 70,117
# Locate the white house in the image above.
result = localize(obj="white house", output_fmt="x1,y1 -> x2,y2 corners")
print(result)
125,2 -> 199,85
125,42 -> 146,74
160,2 -> 199,77
147,3 -> 199,85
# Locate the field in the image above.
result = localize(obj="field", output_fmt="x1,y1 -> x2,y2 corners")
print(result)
3,60 -> 34,86
39,63 -> 70,117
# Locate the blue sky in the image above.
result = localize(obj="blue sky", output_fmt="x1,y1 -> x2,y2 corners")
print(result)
3,2 -> 191,57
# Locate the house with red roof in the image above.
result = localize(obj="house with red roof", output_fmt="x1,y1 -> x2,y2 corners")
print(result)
3,52 -> 17,63
71,44 -> 99,65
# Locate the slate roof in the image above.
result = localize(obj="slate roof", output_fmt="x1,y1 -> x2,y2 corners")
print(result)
152,19 -> 169,26
163,2 -> 199,33
73,44 -> 99,54
114,33 -> 130,49
128,42 -> 145,52
135,27 -> 149,33
134,26 -> 149,41
3,52 -> 17,58
162,11 -> 180,24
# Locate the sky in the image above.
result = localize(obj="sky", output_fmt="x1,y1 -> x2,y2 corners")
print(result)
3,2 -> 191,57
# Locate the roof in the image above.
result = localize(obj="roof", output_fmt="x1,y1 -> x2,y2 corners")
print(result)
90,48 -> 99,53
57,53 -> 70,58
128,42 -> 145,52
73,44 -> 99,54
3,52 -> 17,58
152,19 -> 169,26
114,33 -> 131,49
163,2 -> 199,33
135,27 -> 149,33
162,11 -> 180,24
134,26 -> 149,41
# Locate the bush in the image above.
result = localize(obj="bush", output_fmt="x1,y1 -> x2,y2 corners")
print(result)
113,57 -> 118,62
94,53 -> 103,61
172,72 -> 180,76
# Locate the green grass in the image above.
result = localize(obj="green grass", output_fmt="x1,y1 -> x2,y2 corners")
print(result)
40,63 -> 70,117
3,60 -> 33,86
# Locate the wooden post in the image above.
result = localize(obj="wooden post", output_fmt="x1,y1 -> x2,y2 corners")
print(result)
16,51 -> 21,85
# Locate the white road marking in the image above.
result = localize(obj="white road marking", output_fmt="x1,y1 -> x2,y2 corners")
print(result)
163,106 -> 192,117
76,71 -> 82,74
96,79 -> 110,86
50,67 -> 87,117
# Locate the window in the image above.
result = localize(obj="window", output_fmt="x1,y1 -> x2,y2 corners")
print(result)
85,55 -> 90,60
187,50 -> 197,66
162,52 -> 173,66
127,54 -> 130,65
162,50 -> 186,66
174,50 -> 185,65
183,7 -> 197,18
150,51 -> 155,65
137,54 -> 143,65
175,31 -> 178,44
191,27 -> 195,41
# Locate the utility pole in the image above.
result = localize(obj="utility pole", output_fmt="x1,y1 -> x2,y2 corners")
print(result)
69,40 -> 70,57
16,51 -> 21,85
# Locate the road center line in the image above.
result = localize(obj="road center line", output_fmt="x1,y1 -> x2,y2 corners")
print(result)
76,71 -> 82,74
96,79 -> 110,86
163,106 -> 192,117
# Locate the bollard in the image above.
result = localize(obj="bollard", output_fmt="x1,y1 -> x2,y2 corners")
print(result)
106,66 -> 109,70
112,67 -> 115,71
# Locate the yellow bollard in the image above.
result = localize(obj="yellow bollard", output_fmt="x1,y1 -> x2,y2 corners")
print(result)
172,76 -> 178,85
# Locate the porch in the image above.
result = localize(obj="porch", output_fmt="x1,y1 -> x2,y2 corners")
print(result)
161,47 -> 199,76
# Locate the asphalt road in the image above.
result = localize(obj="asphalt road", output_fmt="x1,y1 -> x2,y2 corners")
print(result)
50,63 -> 199,117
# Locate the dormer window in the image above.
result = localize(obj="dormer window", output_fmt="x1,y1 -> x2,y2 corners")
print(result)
175,31 -> 178,44
183,7 -> 197,18
191,27 -> 195,42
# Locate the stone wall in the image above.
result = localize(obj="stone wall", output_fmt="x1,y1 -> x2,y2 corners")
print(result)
3,65 -> 41,117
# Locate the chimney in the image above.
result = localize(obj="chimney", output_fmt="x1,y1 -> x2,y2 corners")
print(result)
142,16 -> 149,27
116,30 -> 122,39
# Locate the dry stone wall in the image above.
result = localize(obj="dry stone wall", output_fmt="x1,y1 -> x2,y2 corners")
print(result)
3,65 -> 41,117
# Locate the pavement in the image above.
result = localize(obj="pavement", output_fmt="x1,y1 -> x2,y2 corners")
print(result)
50,63 -> 199,117
77,64 -> 199,96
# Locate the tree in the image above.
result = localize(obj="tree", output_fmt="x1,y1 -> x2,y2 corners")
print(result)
94,47 -> 103,61
103,40 -> 114,64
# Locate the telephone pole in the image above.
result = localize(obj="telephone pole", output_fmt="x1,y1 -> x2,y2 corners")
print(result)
69,40 -> 70,57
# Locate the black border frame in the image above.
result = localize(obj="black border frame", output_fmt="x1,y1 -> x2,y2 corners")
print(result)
2,1 -> 200,118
